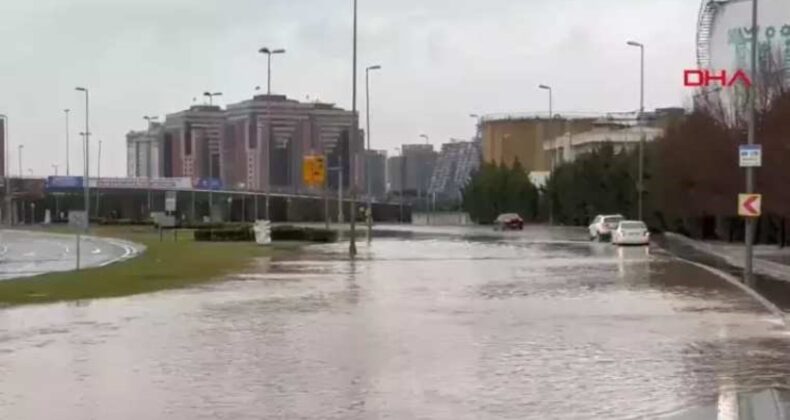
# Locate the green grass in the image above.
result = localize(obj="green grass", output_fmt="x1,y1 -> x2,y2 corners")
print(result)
0,226 -> 288,306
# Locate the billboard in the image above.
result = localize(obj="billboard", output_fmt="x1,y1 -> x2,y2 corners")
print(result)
46,176 -> 84,190
703,0 -> 790,79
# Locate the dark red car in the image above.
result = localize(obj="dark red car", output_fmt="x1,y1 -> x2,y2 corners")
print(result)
494,213 -> 524,231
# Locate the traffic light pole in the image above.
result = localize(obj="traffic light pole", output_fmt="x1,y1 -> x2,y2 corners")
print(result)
744,0 -> 759,286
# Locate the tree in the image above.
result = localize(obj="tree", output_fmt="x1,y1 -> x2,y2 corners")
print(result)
461,160 -> 539,224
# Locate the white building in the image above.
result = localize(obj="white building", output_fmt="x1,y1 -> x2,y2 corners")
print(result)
544,117 -> 664,168
126,123 -> 163,178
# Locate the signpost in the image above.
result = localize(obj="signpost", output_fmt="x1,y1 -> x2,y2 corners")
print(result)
68,210 -> 88,270
738,194 -> 762,218
165,191 -> 177,212
739,145 -> 762,168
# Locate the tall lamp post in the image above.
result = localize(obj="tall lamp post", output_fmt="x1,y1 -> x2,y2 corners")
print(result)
143,115 -> 159,213
348,0 -> 359,257
626,40 -> 645,221
258,47 -> 286,95
744,0 -> 760,285
0,114 -> 7,225
95,139 -> 102,217
17,145 -> 22,178
365,64 -> 382,241
75,86 -> 90,233
203,91 -> 222,106
64,109 -> 71,176
538,84 -> 553,119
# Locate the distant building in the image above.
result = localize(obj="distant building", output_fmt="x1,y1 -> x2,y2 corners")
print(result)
364,150 -> 387,199
428,141 -> 481,202
481,115 -> 597,172
223,94 -> 358,193
126,122 -> 164,178
542,110 -> 677,167
400,144 -> 437,195
482,109 -> 684,172
387,155 -> 405,193
129,95 -> 362,193
161,105 -> 226,181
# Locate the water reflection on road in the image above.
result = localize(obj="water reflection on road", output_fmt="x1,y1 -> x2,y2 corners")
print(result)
0,226 -> 789,419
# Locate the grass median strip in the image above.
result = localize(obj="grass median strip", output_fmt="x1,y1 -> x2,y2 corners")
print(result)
0,226 -> 285,306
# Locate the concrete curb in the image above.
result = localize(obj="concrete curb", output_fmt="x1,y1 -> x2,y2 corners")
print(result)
664,232 -> 790,283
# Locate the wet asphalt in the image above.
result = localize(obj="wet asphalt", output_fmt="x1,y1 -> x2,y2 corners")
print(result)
0,225 -> 788,419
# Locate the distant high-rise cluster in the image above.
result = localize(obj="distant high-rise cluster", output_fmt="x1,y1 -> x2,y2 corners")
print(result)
126,94 -> 363,194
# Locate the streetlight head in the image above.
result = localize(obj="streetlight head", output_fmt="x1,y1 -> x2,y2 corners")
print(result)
368,65 -> 382,71
75,87 -> 86,92
64,108 -> 70,113
627,41 -> 643,48
203,92 -> 211,97
212,92 -> 223,97
272,49 -> 286,54
259,47 -> 271,54
538,84 -> 551,90
470,113 -> 479,118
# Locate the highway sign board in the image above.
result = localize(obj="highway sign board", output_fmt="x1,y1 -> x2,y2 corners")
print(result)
47,176 -> 84,189
738,194 -> 762,218
303,155 -> 326,187
739,145 -> 762,168
165,191 -> 177,212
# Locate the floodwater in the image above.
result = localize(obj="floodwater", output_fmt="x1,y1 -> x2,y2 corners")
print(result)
0,230 -> 139,280
1,226 -> 789,419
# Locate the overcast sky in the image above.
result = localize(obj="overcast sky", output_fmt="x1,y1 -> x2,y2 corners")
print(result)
0,0 -> 699,177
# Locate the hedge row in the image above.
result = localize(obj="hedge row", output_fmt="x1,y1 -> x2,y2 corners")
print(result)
193,226 -> 255,242
271,226 -> 338,243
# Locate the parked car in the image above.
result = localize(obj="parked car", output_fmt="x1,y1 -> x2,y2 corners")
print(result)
611,220 -> 650,246
588,214 -> 624,241
494,213 -> 524,231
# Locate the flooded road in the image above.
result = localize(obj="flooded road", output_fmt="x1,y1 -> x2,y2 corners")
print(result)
0,230 -> 140,280
1,226 -> 790,419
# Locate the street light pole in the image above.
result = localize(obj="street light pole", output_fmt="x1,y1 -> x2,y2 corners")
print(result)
17,145 -> 22,178
52,164 -> 58,176
745,0 -> 760,285
627,41 -> 646,221
64,108 -> 71,176
258,47 -> 286,95
95,139 -> 102,217
0,114 -> 8,225
203,91 -> 222,106
365,64 -> 381,241
75,87 -> 90,233
143,115 -> 159,214
348,0 -> 359,257
538,85 -> 553,118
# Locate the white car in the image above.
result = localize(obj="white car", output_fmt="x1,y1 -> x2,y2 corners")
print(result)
611,221 -> 650,246
588,214 -> 624,241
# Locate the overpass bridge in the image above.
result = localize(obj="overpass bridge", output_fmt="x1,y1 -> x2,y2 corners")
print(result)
2,176 -> 409,225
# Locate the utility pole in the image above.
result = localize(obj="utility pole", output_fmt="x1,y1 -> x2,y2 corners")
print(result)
627,40 -> 646,221
75,86 -> 90,233
365,64 -> 381,241
144,115 -> 158,215
0,115 -> 8,225
745,0 -> 759,285
64,109 -> 71,176
95,140 -> 102,217
348,0 -> 359,256
258,47 -> 286,95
